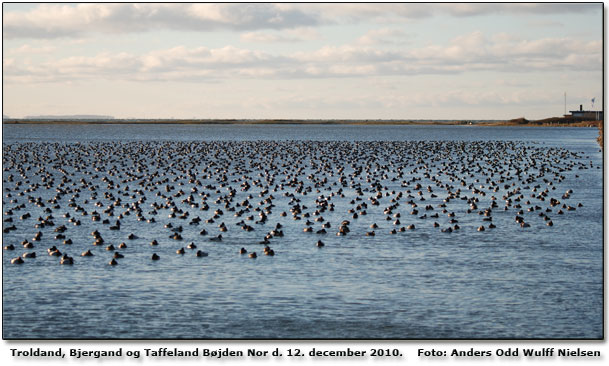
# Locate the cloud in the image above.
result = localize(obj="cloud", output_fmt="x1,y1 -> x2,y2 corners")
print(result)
240,28 -> 321,43
5,44 -> 56,54
280,3 -> 599,24
3,31 -> 601,85
3,45 -> 285,83
3,3 -> 600,39
355,28 -> 412,46
406,31 -> 601,72
241,32 -> 284,43
294,45 -> 402,63
2,3 -> 320,39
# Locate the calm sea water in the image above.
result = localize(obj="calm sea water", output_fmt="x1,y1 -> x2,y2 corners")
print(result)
1,124 -> 603,339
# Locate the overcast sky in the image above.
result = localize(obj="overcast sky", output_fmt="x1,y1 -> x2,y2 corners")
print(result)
2,3 -> 602,120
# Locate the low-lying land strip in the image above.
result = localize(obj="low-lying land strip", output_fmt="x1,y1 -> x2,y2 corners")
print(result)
2,117 -> 602,127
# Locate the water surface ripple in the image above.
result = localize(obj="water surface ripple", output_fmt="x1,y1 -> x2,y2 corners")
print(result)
2,124 -> 602,339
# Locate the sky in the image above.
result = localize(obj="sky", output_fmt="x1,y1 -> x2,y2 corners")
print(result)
1,2 -> 603,120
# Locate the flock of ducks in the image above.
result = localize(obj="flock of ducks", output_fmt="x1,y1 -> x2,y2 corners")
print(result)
2,140 -> 594,266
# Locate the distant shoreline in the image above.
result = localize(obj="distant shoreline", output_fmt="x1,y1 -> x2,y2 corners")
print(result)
2,118 -> 602,127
